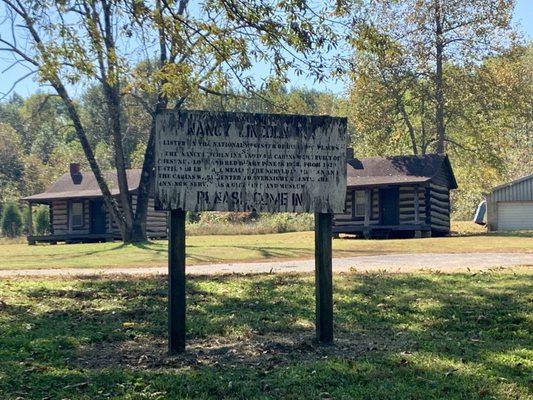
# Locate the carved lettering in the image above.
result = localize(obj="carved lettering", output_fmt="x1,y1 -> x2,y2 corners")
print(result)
155,110 -> 347,213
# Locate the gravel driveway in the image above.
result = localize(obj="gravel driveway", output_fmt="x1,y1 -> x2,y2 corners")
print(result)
1,252 -> 531,278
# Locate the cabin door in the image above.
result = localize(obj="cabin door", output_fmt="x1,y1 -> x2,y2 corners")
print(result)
379,187 -> 399,225
90,199 -> 107,234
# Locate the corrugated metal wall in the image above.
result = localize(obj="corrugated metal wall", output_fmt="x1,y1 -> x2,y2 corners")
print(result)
486,174 -> 533,231
489,174 -> 533,202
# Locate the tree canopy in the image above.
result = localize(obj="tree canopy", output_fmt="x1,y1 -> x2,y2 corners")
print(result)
0,0 -> 530,228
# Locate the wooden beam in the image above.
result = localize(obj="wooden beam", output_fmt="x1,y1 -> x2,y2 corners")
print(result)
27,201 -> 33,236
364,189 -> 371,227
351,190 -> 356,219
168,209 -> 186,354
315,212 -> 333,344
49,203 -> 54,235
414,186 -> 420,224
425,187 -> 431,225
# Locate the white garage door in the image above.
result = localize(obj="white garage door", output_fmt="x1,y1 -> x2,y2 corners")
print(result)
498,202 -> 533,230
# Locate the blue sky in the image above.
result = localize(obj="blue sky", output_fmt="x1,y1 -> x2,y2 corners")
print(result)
0,0 -> 531,99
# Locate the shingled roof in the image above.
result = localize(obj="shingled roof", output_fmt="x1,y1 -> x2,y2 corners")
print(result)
23,169 -> 143,202
347,154 -> 457,189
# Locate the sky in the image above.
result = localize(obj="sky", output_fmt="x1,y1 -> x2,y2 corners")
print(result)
0,0 -> 531,99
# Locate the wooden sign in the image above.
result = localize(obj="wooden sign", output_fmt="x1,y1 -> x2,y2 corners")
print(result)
155,109 -> 347,354
155,110 -> 347,213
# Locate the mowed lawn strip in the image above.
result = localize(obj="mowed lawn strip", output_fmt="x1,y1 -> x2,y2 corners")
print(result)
0,271 -> 531,399
1,230 -> 532,270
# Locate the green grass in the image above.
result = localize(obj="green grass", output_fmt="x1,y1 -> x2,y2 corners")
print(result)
0,271 -> 531,399
1,229 -> 532,270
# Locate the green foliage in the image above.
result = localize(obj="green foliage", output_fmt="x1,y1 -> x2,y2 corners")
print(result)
18,94 -> 73,162
34,206 -> 51,235
1,202 -> 23,237
187,212 -> 314,235
186,211 -> 200,223
22,206 -> 31,234
129,141 -> 148,169
0,123 -> 24,203
347,9 -> 530,219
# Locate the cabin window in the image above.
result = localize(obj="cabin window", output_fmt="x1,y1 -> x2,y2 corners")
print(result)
354,190 -> 366,217
70,201 -> 84,228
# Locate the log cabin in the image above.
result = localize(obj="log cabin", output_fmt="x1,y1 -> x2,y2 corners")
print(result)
334,152 -> 457,238
23,163 -> 167,244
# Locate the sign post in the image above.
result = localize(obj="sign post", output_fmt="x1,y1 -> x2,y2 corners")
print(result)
315,212 -> 333,343
155,110 -> 347,354
168,209 -> 186,354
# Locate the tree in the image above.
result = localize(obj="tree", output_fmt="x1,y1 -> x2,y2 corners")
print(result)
0,123 -> 24,203
1,201 -> 23,237
34,205 -> 50,235
347,0 -> 516,153
15,94 -> 72,161
0,0 -> 341,242
348,28 -> 432,156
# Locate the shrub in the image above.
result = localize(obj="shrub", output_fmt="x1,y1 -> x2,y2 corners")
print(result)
186,212 -> 314,236
267,213 -> 314,233
23,206 -> 32,234
1,202 -> 23,237
35,206 -> 51,235
186,211 -> 201,223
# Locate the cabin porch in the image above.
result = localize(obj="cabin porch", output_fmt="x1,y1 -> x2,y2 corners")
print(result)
25,197 -> 116,244
332,223 -> 432,239
27,232 -> 120,245
25,195 -> 168,244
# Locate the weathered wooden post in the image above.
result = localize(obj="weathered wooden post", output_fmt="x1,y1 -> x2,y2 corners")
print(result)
27,201 -> 35,245
315,212 -> 333,343
168,209 -> 186,354
27,201 -> 33,235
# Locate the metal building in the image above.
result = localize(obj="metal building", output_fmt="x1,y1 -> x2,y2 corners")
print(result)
486,173 -> 533,231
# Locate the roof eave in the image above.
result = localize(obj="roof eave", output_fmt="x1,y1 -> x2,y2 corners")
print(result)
346,178 -> 432,189
22,188 -> 138,202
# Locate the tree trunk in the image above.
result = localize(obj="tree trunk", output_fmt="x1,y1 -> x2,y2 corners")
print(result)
131,0 -> 169,243
132,112 -> 159,242
434,0 -> 446,154
52,80 -> 125,234
420,97 -> 428,155
103,83 -> 135,241
100,0 -> 135,242
8,0 -> 131,243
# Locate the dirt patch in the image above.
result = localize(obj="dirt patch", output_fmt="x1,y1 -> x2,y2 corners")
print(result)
75,331 -> 412,371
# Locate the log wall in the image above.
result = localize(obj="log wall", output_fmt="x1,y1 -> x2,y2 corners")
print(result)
333,184 -> 451,234
427,183 -> 451,232
333,188 -> 380,228
108,195 -> 167,237
49,196 -> 166,238
51,199 -> 90,235
399,186 -> 426,225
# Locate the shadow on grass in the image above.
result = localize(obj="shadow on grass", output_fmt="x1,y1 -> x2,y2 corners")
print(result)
0,272 -> 531,399
130,241 -> 167,253
450,230 -> 533,238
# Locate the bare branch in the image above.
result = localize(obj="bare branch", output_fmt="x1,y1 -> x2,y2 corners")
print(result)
0,38 -> 39,66
0,70 -> 36,100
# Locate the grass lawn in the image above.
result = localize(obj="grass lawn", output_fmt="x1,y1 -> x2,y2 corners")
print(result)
0,271 -> 531,399
1,226 -> 532,270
